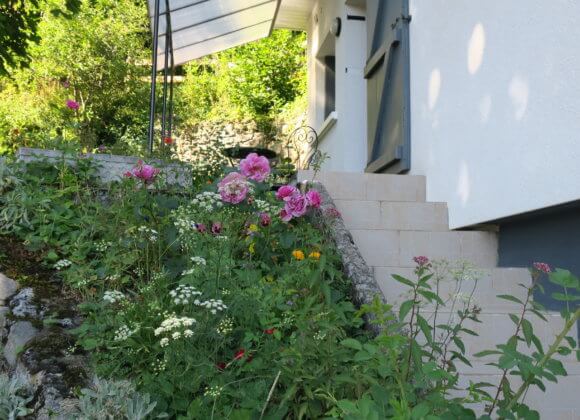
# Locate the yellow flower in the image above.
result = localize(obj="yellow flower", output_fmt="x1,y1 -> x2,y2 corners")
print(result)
249,242 -> 256,254
248,224 -> 259,232
308,251 -> 321,260
292,250 -> 305,261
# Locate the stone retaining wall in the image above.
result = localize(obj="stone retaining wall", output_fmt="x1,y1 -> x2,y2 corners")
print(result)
17,148 -> 194,188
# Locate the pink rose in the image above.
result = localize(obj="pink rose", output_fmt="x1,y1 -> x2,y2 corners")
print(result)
259,212 -> 271,227
279,208 -> 293,222
276,185 -> 298,201
239,153 -> 271,182
66,99 -> 79,110
285,193 -> 308,218
218,172 -> 249,204
305,190 -> 321,209
211,222 -> 222,235
126,160 -> 160,184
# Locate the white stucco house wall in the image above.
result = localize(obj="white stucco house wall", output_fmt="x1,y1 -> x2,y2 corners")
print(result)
276,0 -> 580,229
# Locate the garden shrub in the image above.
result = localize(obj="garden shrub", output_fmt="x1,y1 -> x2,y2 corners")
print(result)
0,154 -> 577,419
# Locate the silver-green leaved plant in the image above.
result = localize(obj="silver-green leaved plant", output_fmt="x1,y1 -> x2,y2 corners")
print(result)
0,371 -> 34,420
75,377 -> 157,420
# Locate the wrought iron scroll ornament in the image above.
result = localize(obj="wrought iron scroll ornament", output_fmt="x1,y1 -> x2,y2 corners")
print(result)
285,125 -> 321,170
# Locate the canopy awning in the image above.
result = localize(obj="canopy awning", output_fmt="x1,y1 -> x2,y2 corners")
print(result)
147,0 -> 282,69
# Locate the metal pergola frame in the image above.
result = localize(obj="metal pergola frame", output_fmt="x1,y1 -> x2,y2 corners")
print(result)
146,0 -> 281,154
148,0 -> 175,154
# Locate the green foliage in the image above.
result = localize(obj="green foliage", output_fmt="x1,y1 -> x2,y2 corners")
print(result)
0,0 -> 150,154
1,156 -> 576,419
75,377 -> 157,419
178,30 -> 307,126
0,0 -> 81,76
0,371 -> 34,419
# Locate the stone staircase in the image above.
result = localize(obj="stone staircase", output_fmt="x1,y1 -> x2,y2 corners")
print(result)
299,170 -> 579,419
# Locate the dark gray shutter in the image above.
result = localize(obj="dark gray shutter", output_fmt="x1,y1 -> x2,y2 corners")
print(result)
365,0 -> 411,173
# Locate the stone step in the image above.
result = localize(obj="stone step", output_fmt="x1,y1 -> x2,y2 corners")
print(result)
374,267 -> 532,309
350,230 -> 498,269
334,200 -> 450,231
298,170 -> 427,202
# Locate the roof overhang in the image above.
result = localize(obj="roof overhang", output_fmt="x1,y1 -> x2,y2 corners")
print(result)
148,0 -> 282,68
148,0 -> 313,69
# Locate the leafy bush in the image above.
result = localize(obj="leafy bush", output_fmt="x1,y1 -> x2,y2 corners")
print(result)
0,0 -> 150,154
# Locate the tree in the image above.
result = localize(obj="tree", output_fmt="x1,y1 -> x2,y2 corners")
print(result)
0,0 -> 81,76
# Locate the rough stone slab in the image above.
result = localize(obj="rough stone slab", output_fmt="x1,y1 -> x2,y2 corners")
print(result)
300,180 -> 387,335
4,321 -> 39,366
0,272 -> 19,303
10,287 -> 39,318
17,147 -> 194,187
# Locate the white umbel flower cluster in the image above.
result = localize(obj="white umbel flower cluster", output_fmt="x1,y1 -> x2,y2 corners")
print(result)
192,192 -> 223,212
255,199 -> 279,214
216,317 -> 234,335
196,299 -> 227,315
114,324 -> 138,341
54,259 -> 72,270
173,213 -> 197,235
191,256 -> 206,266
169,285 -> 202,305
137,225 -> 158,242
155,316 -> 196,347
103,290 -> 125,304
95,240 -> 113,252
204,385 -> 223,398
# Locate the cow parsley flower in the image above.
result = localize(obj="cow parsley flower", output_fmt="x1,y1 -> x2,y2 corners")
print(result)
196,299 -> 227,314
137,226 -> 158,242
216,317 -> 234,335
54,259 -> 72,270
103,290 -> 125,304
169,285 -> 202,305
114,325 -> 138,341
191,256 -> 206,266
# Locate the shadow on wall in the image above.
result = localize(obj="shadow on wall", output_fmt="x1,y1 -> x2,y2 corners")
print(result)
497,203 -> 580,335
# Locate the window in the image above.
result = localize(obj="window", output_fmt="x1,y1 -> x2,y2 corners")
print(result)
324,55 -> 336,120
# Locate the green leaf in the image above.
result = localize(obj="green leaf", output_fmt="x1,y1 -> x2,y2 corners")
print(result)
417,289 -> 445,305
416,314 -> 433,344
551,292 -> 580,302
340,338 -> 363,351
522,319 -> 534,347
497,294 -> 524,305
549,269 -> 579,289
392,274 -> 415,288
473,349 -> 502,358
453,337 -> 466,354
399,300 -> 414,321
411,402 -> 430,419
509,313 -> 521,326
530,309 -> 548,322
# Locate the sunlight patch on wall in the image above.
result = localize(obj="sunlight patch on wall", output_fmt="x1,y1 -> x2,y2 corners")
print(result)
479,94 -> 492,123
428,68 -> 441,110
457,161 -> 470,206
467,23 -> 485,75
509,76 -> 529,121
